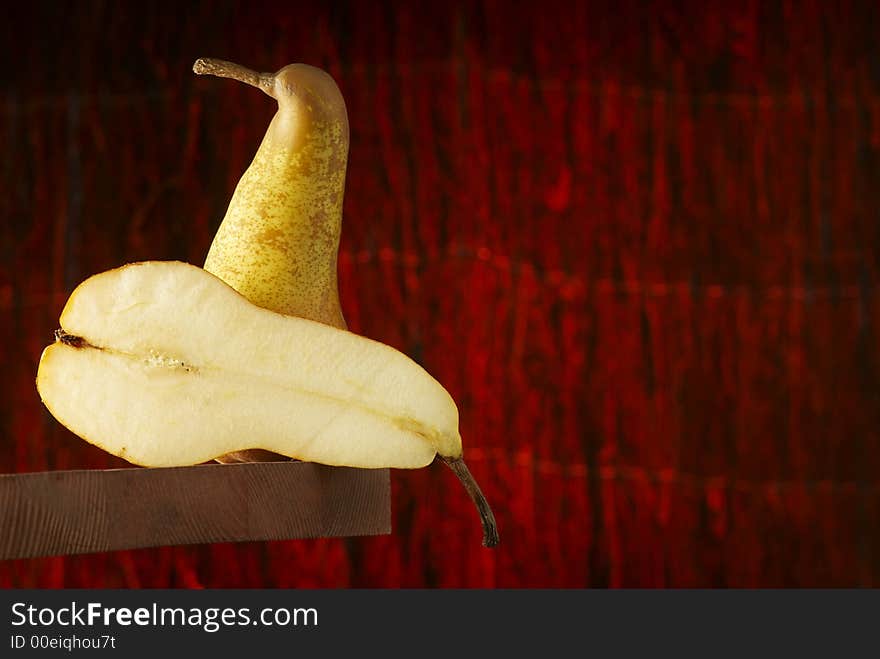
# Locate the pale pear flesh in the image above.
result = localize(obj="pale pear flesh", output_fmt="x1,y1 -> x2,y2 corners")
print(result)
36,261 -> 456,469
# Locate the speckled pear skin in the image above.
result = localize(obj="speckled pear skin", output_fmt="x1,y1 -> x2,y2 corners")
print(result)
195,59 -> 350,463
200,61 -> 349,328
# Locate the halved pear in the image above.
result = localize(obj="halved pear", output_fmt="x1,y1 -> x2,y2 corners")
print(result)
36,261 -> 498,545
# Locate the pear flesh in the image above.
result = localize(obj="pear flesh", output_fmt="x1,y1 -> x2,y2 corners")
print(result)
37,261 -> 454,469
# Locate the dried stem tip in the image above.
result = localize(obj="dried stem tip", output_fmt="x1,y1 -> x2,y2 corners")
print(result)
441,456 -> 499,548
192,58 -> 275,98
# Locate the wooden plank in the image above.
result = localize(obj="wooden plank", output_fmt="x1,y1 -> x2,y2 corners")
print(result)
0,463 -> 390,560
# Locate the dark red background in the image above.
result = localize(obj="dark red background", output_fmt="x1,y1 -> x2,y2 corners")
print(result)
1,1 -> 879,587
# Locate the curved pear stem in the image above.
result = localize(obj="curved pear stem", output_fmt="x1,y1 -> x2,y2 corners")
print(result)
441,456 -> 499,548
193,58 -> 276,99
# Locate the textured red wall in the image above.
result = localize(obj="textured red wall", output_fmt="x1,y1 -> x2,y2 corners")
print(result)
1,1 -> 879,587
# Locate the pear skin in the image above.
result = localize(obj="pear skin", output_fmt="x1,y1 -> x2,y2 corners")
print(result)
195,58 -> 348,328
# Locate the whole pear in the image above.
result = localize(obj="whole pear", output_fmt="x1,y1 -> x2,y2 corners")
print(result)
195,57 -> 348,328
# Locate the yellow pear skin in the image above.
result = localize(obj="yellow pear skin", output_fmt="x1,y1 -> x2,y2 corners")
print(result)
195,58 -> 349,328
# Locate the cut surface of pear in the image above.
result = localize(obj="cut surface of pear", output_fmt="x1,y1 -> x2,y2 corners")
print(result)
37,261 -> 454,469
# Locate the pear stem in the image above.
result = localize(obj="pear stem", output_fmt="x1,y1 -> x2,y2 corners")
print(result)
193,58 -> 276,98
440,456 -> 499,548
